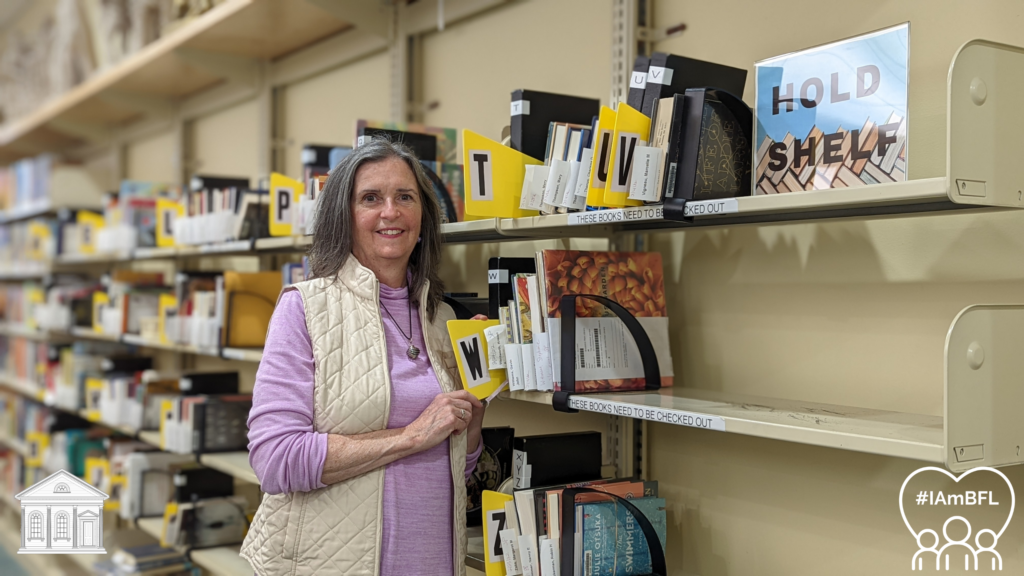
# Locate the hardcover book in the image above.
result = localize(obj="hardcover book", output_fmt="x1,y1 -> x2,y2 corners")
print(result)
581,497 -> 667,576
539,250 -> 674,391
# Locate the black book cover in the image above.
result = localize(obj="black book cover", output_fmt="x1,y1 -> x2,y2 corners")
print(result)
640,52 -> 748,118
510,89 -> 600,162
190,175 -> 250,192
487,257 -> 536,319
301,144 -> 335,171
626,55 -> 651,110
466,427 -> 515,526
512,431 -> 601,488
359,127 -> 438,162
179,372 -> 239,395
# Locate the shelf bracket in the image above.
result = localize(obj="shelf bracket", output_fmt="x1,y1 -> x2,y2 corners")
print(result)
97,91 -> 176,119
946,304 -> 1024,471
174,48 -> 262,88
305,0 -> 390,37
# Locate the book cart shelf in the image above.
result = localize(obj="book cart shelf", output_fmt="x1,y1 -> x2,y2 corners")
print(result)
1,0 -> 1023,573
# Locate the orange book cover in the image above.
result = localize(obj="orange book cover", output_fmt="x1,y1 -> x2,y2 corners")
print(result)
541,250 -> 672,391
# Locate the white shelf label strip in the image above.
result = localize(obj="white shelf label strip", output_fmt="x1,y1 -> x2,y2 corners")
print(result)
683,198 -> 740,217
566,396 -> 726,431
566,205 -> 664,226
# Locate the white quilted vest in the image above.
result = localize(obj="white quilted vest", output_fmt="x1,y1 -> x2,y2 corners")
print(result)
240,257 -> 467,576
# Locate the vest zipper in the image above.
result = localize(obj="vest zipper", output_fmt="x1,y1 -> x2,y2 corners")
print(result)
373,278 -> 389,576
418,285 -> 463,574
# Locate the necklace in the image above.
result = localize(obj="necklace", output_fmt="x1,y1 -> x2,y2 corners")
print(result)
380,294 -> 420,359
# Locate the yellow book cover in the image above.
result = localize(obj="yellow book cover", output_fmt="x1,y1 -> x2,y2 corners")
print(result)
107,474 -> 127,511
158,294 -> 177,344
585,106 -> 618,208
481,490 -> 515,576
84,457 -> 110,491
161,502 -> 179,547
602,103 -> 651,208
159,399 -> 174,450
77,210 -> 105,254
463,129 -> 542,219
156,198 -> 183,247
446,320 -> 507,401
84,377 -> 104,419
24,432 -> 49,468
269,172 -> 302,237
92,292 -> 109,333
27,220 -> 51,261
223,271 -> 281,347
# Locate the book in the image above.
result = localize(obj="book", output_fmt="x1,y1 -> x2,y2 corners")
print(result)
640,52 -> 748,118
513,274 -> 534,344
488,257 -> 536,319
647,96 -> 676,202
539,250 -> 673,392
626,55 -> 651,111
511,89 -> 601,162
580,497 -> 667,576
584,106 -> 618,208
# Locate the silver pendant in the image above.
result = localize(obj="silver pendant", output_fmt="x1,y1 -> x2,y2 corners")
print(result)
407,345 -> 420,359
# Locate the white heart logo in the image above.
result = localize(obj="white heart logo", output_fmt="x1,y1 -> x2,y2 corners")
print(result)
899,466 -> 1016,542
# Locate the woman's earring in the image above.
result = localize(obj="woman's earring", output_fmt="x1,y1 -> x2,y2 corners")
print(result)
418,236 -> 422,243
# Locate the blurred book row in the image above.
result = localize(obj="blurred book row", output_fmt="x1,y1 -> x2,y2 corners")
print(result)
0,0 -> 225,126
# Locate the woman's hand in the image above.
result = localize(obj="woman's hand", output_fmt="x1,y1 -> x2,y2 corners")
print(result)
404,390 -> 484,452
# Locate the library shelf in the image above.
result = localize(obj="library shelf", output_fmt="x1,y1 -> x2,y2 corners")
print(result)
0,266 -> 49,281
138,430 -> 161,448
466,526 -> 485,572
0,0 -> 351,158
0,373 -> 45,402
199,452 -> 258,485
0,322 -> 50,341
503,387 -> 944,464
137,516 -> 250,576
60,330 -> 264,363
14,178 -> 979,269
0,435 -> 32,459
136,516 -> 164,541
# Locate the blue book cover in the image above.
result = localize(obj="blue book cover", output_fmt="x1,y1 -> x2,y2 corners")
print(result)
581,497 -> 666,576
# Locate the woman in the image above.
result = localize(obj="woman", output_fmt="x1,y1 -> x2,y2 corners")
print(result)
240,139 -> 485,576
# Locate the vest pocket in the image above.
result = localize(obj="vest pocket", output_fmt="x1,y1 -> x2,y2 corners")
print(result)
281,491 -> 308,560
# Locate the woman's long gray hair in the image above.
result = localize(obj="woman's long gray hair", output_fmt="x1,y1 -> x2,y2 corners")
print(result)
308,137 -> 445,320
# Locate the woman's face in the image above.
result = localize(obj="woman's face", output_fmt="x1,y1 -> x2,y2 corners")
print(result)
350,157 -> 423,274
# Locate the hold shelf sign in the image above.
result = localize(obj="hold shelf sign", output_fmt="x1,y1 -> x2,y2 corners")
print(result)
566,396 -> 727,431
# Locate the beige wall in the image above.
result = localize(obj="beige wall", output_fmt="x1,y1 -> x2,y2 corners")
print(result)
188,98 -> 260,186
278,50 -> 391,178
125,130 -> 176,183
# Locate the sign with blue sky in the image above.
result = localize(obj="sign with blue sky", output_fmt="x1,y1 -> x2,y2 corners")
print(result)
754,23 -> 909,193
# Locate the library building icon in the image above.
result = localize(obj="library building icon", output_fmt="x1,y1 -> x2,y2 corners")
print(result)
15,469 -> 109,554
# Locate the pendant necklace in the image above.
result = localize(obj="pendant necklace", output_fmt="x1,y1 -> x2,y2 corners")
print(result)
380,293 -> 420,359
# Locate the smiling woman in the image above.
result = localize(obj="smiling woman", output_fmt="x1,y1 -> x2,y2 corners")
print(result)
241,138 -> 485,576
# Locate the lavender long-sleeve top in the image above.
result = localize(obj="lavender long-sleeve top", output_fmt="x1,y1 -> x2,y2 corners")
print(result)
248,284 -> 482,576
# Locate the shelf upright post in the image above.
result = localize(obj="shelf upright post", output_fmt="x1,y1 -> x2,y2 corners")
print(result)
610,0 -> 651,108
